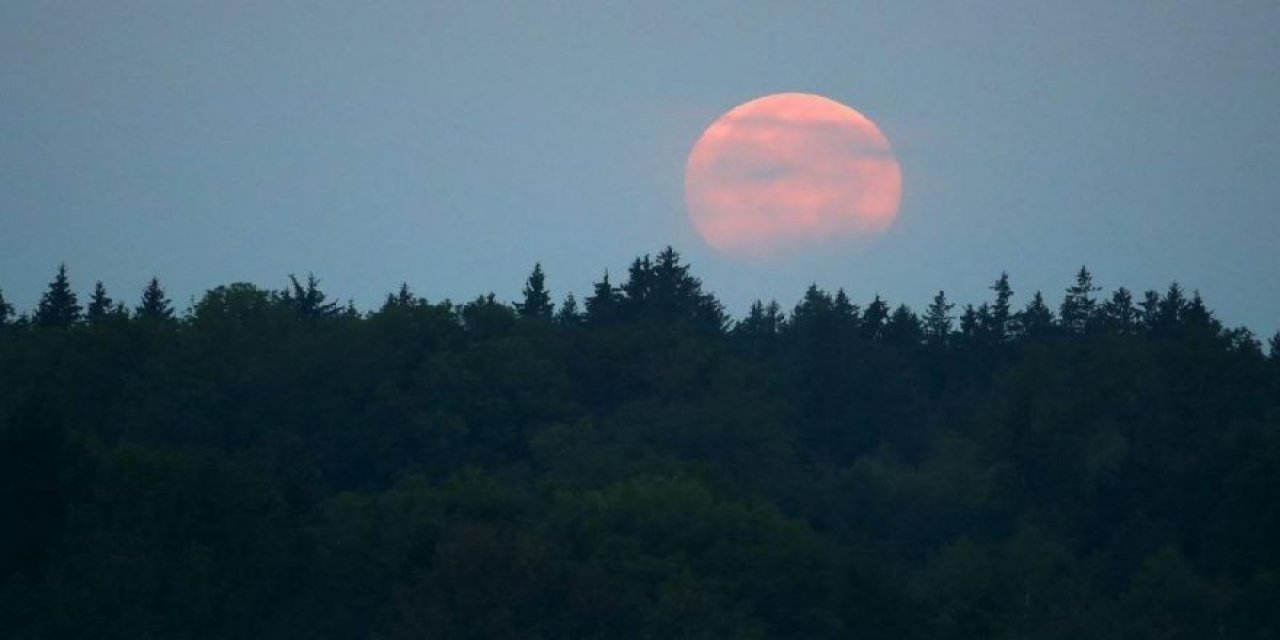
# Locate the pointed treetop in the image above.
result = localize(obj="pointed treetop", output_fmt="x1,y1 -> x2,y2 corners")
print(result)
923,290 -> 954,344
555,292 -> 581,326
282,273 -> 339,320
87,281 -> 117,322
1019,291 -> 1055,339
1061,265 -> 1100,333
517,263 -> 554,320
35,263 -> 81,328
137,277 -> 174,321
0,289 -> 13,326
585,271 -> 621,324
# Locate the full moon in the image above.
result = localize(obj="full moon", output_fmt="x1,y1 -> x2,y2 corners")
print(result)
684,93 -> 902,259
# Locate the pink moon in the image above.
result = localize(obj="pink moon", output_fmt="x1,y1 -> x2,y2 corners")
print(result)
684,93 -> 902,258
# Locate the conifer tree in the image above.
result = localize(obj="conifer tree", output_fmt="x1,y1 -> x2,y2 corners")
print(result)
1269,331 -> 1280,361
1140,290 -> 1162,329
516,263 -> 553,320
883,304 -> 923,346
959,304 -> 980,340
736,299 -> 784,338
86,281 -> 118,323
282,274 -> 338,320
555,293 -> 581,326
861,295 -> 890,341
1019,291 -> 1055,339
832,289 -> 860,327
923,291 -> 954,346
0,289 -> 12,326
1060,266 -> 1099,333
35,263 -> 81,328
1101,287 -> 1138,334
989,272 -> 1014,341
136,278 -> 174,321
585,272 -> 621,324
384,283 -> 417,310
1156,283 -> 1187,330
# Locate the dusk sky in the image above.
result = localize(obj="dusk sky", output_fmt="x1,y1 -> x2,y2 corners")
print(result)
3,2 -> 1277,333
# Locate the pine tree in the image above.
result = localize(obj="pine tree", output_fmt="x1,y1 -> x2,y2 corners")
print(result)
1060,266 -> 1099,333
989,272 -> 1014,342
1140,290 -> 1162,330
35,264 -> 81,328
883,304 -> 923,346
585,272 -> 621,325
959,304 -> 980,341
281,274 -> 338,320
1156,283 -> 1187,330
136,277 -> 174,321
516,263 -> 553,320
736,299 -> 784,338
555,293 -> 581,326
0,289 -> 13,326
1101,287 -> 1138,334
384,283 -> 417,310
1019,291 -> 1055,339
923,291 -> 954,346
1268,331 -> 1280,361
861,295 -> 890,341
86,281 -> 118,323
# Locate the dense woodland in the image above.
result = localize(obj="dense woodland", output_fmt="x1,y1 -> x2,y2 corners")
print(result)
2,248 -> 1279,638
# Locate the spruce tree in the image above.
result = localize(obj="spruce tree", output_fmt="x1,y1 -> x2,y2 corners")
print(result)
1060,266 -> 1100,333
35,264 -> 81,328
282,274 -> 338,320
86,281 -> 117,323
959,304 -> 980,341
1140,290 -> 1162,330
384,283 -> 417,310
1156,283 -> 1187,330
923,291 -> 954,346
861,295 -> 890,341
989,272 -> 1014,341
1101,287 -> 1138,334
1019,291 -> 1055,339
0,289 -> 12,326
883,304 -> 923,346
585,272 -> 621,324
555,293 -> 581,326
136,278 -> 174,321
516,263 -> 553,320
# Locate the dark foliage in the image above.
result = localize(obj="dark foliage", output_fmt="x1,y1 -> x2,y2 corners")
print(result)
1,255 -> 1277,639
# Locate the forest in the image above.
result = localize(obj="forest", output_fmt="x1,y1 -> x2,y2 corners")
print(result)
1,248 -> 1278,639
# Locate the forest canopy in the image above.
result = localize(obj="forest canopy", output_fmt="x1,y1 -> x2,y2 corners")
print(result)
2,250 -> 1278,639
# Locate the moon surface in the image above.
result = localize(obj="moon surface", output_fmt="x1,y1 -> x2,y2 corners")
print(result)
684,93 -> 902,258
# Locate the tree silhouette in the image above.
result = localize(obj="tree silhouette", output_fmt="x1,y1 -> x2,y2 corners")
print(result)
923,291 -> 954,346
281,274 -> 338,320
1019,291 -> 1055,339
0,289 -> 12,326
86,281 -> 121,323
861,295 -> 890,341
516,264 -> 553,320
555,293 -> 581,326
35,263 -> 81,328
1101,287 -> 1138,334
1060,266 -> 1099,333
584,272 -> 621,324
136,278 -> 174,321
988,272 -> 1014,342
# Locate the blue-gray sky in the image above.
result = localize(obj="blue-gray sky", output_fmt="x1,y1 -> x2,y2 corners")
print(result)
3,2 -> 1278,333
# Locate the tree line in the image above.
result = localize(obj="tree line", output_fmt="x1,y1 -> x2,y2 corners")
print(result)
2,248 -> 1278,638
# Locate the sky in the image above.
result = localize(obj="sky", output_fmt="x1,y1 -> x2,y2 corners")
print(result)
2,2 -> 1278,333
